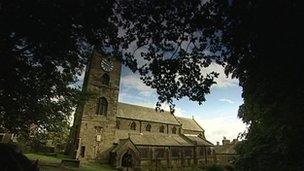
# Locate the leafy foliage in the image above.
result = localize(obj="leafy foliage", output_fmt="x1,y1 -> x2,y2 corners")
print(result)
219,1 -> 304,170
206,164 -> 224,171
0,0 -> 118,133
114,0 -> 226,111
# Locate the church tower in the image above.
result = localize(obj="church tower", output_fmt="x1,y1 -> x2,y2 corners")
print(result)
70,50 -> 121,162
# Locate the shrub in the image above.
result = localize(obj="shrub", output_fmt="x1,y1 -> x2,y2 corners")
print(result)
206,164 -> 224,171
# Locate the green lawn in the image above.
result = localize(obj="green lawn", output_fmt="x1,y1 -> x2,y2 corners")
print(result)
25,153 -> 115,171
79,163 -> 115,171
25,153 -> 62,166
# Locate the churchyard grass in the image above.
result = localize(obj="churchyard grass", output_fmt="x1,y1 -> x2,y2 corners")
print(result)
25,153 -> 115,171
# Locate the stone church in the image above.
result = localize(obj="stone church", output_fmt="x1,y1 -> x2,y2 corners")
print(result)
68,51 -> 215,170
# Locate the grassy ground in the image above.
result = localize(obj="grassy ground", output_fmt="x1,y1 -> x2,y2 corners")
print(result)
25,153 -> 115,171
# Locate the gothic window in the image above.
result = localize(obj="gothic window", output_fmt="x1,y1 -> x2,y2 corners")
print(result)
139,148 -> 149,159
159,125 -> 165,133
184,147 -> 193,158
101,73 -> 110,85
96,97 -> 108,115
172,126 -> 177,134
80,146 -> 86,157
171,147 -> 180,158
199,147 -> 205,156
146,124 -> 151,132
130,122 -> 136,130
154,148 -> 165,159
207,148 -> 212,155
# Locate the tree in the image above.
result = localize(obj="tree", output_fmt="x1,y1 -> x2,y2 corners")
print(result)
216,1 -> 304,170
187,1 -> 304,169
0,0 -> 120,134
24,120 -> 71,153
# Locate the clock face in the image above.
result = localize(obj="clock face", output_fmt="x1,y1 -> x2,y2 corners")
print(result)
100,58 -> 114,72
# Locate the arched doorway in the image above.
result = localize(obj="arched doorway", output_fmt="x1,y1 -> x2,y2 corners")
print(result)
121,150 -> 134,170
113,139 -> 140,170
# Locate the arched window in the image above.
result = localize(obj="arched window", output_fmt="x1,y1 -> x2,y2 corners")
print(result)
101,73 -> 110,85
207,148 -> 212,155
172,126 -> 177,134
146,124 -> 151,132
96,97 -> 108,115
130,122 -> 136,130
159,125 -> 165,133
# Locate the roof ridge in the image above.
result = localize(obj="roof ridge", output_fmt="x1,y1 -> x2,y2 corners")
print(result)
118,102 -> 172,114
117,102 -> 181,125
176,116 -> 204,132
192,118 -> 205,131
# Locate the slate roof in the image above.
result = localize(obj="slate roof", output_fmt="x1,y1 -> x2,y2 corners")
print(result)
116,130 -> 194,146
117,102 -> 180,125
176,117 -> 204,132
184,135 -> 214,146
111,139 -> 130,152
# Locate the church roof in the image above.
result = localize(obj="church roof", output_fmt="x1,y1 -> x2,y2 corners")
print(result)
184,135 -> 214,146
176,117 -> 204,132
111,139 -> 131,152
117,102 -> 180,125
111,138 -> 138,153
116,130 -> 194,146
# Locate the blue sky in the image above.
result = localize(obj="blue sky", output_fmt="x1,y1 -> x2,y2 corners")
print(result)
118,63 -> 247,144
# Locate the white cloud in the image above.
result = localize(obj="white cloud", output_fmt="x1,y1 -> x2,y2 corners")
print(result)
196,115 -> 247,144
173,107 -> 184,117
202,63 -> 239,88
160,103 -> 185,117
219,98 -> 235,104
120,74 -> 155,97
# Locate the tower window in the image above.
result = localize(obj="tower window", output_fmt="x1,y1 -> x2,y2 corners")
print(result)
96,97 -> 108,115
159,125 -> 165,133
101,73 -> 110,85
130,122 -> 136,130
80,146 -> 85,157
172,126 -> 177,134
146,124 -> 151,132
